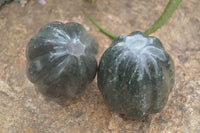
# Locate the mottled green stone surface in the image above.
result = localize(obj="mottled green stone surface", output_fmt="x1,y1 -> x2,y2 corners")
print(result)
98,31 -> 175,119
26,22 -> 98,98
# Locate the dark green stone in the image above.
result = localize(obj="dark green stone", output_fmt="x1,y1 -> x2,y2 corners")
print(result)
26,22 -> 98,98
97,31 -> 174,120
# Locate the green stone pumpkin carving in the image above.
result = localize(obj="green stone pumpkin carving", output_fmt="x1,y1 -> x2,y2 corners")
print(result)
97,31 -> 174,119
26,22 -> 98,98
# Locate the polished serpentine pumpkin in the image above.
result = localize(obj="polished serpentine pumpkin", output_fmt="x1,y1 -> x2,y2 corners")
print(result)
97,31 -> 174,119
26,22 -> 98,98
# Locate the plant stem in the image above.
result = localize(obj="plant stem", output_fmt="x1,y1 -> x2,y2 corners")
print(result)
82,10 -> 117,39
144,0 -> 182,35
82,0 -> 182,38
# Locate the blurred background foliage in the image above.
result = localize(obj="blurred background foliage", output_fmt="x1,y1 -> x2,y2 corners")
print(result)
83,0 -> 96,5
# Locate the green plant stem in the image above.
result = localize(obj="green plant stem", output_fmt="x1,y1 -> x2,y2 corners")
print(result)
82,10 -> 117,39
144,0 -> 182,35
82,0 -> 182,38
